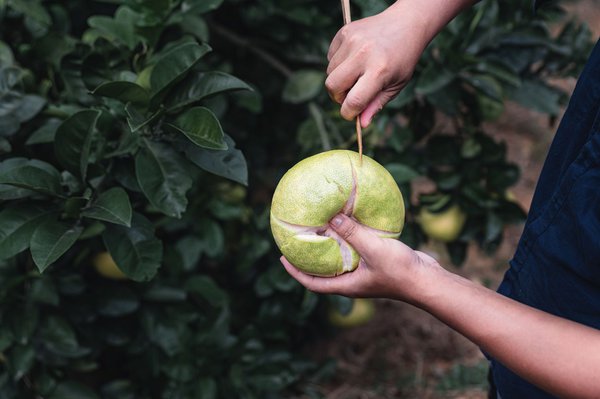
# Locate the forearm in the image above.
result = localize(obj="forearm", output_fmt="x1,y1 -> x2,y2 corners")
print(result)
385,0 -> 478,43
413,266 -> 600,398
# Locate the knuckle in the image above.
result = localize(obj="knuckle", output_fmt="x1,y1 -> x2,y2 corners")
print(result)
339,26 -> 351,40
344,94 -> 365,112
372,63 -> 389,79
355,43 -> 371,57
340,222 -> 358,241
324,76 -> 336,91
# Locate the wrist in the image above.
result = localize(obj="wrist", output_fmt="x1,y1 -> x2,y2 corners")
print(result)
405,256 -> 468,310
385,0 -> 475,44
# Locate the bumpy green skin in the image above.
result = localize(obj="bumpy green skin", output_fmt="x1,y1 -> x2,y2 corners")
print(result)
270,215 -> 344,276
271,151 -> 353,227
270,150 -> 405,277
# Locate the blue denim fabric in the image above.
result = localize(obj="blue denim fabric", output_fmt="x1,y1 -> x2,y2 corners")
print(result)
489,39 -> 600,398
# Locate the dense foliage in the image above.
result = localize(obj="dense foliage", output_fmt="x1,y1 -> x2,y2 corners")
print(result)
0,0 -> 592,397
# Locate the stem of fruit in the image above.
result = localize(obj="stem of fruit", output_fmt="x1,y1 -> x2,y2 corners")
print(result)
356,117 -> 363,165
341,0 -> 351,24
340,0 -> 363,165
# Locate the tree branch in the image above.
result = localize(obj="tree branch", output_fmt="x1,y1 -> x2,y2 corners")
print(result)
209,22 -> 294,78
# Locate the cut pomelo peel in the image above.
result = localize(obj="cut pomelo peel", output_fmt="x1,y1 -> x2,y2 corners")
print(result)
270,150 -> 405,277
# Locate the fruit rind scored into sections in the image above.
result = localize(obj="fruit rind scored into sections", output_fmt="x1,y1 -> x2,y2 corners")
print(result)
271,150 -> 404,277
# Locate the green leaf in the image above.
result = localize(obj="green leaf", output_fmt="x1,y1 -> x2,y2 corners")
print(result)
166,107 -> 227,150
1,93 -> 46,124
415,64 -> 456,95
474,61 -> 521,87
96,286 -> 140,317
385,163 -> 419,184
0,41 -> 14,65
8,0 -> 51,30
425,82 -> 461,115
81,187 -> 132,227
197,218 -> 224,257
185,275 -> 228,307
166,71 -> 251,112
39,315 -> 87,358
87,6 -> 140,50
26,118 -> 62,145
150,42 -> 211,102
461,138 -> 483,158
0,159 -> 62,197
92,81 -> 150,105
9,305 -> 38,345
180,14 -> 209,42
462,74 -> 503,101
0,158 -> 32,199
30,278 -> 60,306
100,380 -> 135,399
31,32 -> 77,68
30,220 -> 83,272
55,110 -> 101,180
0,327 -> 14,351
477,94 -> 504,121
178,135 -> 248,185
282,70 -> 325,104
352,0 -> 388,16
182,0 -> 224,14
102,214 -> 163,282
0,137 -> 10,153
0,65 -> 20,90
0,203 -> 53,260
175,236 -> 203,271
143,286 -> 186,302
298,290 -> 318,319
125,103 -> 162,132
485,212 -> 503,242
0,84 -> 45,135
195,378 -> 218,399
135,140 -> 193,218
10,344 -> 35,381
507,79 -> 563,115
50,381 -> 99,399
14,94 -> 46,122
387,80 -> 416,110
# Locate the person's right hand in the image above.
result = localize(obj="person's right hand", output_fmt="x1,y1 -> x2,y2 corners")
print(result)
326,0 -> 476,127
326,2 -> 430,127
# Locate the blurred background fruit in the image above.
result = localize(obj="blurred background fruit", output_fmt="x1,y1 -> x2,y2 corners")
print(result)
419,204 -> 467,243
328,298 -> 376,328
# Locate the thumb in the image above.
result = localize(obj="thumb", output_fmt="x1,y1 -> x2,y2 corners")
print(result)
329,214 -> 382,259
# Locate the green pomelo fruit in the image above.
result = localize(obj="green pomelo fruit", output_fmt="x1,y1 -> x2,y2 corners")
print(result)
270,150 -> 405,277
328,298 -> 375,328
419,204 -> 466,242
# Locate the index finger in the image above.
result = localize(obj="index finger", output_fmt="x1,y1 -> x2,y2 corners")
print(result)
327,26 -> 346,61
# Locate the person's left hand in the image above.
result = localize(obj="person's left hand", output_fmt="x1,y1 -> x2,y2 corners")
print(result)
281,214 -> 441,302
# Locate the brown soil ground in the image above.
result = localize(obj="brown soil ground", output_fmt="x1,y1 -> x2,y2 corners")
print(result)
304,2 -> 600,398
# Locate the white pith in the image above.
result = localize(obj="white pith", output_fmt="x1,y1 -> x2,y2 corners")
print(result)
273,159 -> 397,274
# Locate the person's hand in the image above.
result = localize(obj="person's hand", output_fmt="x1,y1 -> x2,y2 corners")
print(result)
326,2 -> 431,127
281,213 -> 441,302
326,0 -> 476,127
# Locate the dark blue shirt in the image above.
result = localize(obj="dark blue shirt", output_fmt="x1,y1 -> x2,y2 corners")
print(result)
490,39 -> 600,398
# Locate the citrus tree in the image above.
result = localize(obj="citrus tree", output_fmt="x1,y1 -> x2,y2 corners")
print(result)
0,0 -> 592,397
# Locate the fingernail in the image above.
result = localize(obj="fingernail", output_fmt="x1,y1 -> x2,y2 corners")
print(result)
331,215 -> 343,227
